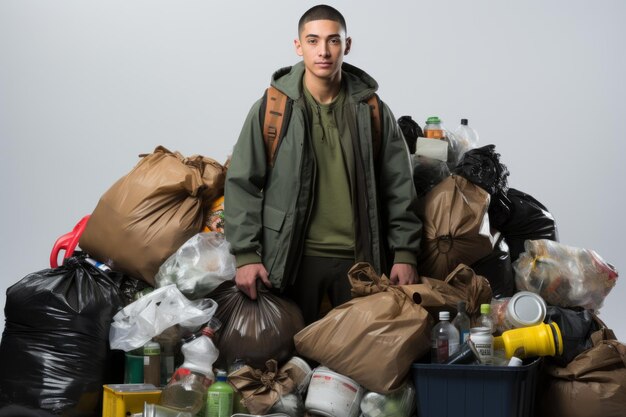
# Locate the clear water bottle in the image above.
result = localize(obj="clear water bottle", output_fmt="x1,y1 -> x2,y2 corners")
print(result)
451,301 -> 471,344
451,118 -> 480,164
431,311 -> 460,363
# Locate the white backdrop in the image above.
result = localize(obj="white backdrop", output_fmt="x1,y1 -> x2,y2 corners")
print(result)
1,1 -> 624,339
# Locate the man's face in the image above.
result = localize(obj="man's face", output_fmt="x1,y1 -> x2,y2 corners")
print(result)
295,19 -> 351,82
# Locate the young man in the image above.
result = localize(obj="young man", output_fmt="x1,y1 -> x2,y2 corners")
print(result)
224,5 -> 422,324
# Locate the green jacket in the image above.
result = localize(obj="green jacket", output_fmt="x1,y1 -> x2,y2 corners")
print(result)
224,61 -> 422,290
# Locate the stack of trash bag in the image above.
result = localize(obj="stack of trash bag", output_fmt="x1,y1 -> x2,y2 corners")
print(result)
0,253 -> 126,417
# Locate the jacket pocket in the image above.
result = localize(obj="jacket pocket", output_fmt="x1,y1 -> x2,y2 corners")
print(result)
263,205 -> 286,232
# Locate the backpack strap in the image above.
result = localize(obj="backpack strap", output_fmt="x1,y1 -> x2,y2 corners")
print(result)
367,93 -> 382,160
262,88 -> 382,165
262,86 -> 289,167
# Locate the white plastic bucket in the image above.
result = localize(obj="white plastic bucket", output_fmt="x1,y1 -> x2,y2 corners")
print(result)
305,366 -> 364,417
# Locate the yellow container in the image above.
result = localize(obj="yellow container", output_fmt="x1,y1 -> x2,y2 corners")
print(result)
102,384 -> 162,417
494,322 -> 563,359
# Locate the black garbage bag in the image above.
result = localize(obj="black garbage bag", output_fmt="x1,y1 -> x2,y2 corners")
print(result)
470,234 -> 515,298
0,253 -> 125,416
397,115 -> 422,154
452,144 -> 510,196
544,306 -> 601,366
496,189 -> 559,262
412,155 -> 451,198
208,281 -> 305,370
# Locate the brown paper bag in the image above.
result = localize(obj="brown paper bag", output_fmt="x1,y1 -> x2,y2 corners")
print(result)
419,263 -> 493,316
293,262 -> 432,394
418,175 -> 494,280
80,146 -> 226,285
538,325 -> 626,417
228,359 -> 296,415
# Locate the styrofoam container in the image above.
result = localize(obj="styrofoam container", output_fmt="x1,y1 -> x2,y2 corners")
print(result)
305,366 -> 364,417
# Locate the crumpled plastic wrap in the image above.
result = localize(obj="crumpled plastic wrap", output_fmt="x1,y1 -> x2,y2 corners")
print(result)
513,239 -> 618,311
109,284 -> 217,352
155,232 -> 236,299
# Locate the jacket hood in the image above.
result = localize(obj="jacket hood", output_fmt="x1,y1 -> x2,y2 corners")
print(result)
271,61 -> 379,102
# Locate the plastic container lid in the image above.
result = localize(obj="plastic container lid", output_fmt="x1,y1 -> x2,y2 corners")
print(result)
461,118 -> 468,125
480,304 -> 491,314
426,116 -> 441,124
439,311 -> 450,321
506,291 -> 547,328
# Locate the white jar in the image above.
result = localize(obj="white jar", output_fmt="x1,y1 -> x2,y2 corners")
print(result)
505,291 -> 547,329
470,327 -> 494,365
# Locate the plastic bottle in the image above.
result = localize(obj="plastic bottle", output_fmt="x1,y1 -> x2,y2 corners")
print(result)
453,119 -> 479,147
431,311 -> 460,363
451,301 -> 471,344
206,370 -> 234,417
160,333 -> 218,415
143,340 -> 161,387
423,116 -> 445,139
478,303 -> 495,334
451,118 -> 479,164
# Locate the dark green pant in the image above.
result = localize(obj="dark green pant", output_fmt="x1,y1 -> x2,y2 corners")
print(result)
286,256 -> 354,325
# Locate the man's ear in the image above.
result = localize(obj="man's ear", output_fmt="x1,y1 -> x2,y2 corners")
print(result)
294,38 -> 303,57
345,36 -> 352,55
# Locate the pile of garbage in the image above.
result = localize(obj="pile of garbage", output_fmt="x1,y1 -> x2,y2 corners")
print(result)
0,120 -> 622,417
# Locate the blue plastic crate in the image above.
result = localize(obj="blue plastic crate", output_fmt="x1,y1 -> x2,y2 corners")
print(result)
410,358 -> 541,417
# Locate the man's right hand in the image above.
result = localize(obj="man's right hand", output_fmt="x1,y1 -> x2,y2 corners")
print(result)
234,263 -> 272,300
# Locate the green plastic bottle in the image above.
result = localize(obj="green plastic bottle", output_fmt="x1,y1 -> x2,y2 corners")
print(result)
206,370 -> 233,417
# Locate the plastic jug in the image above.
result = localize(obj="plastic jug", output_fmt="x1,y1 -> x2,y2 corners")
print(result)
494,322 -> 563,359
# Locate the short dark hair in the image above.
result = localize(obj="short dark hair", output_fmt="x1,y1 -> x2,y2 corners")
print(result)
298,4 -> 347,36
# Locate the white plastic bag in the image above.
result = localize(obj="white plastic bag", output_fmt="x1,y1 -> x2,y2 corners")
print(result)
109,284 -> 218,351
155,232 -> 236,299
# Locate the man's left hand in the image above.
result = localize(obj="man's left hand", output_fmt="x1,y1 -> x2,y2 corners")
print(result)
389,263 -> 420,285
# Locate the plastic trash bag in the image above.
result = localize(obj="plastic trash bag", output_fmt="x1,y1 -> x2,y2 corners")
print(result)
155,232 -> 236,299
0,253 -> 125,416
80,146 -> 226,286
109,284 -> 217,352
452,144 -> 510,196
494,189 -> 559,262
209,281 -> 305,370
360,379 -> 416,417
397,115 -> 422,154
543,306 -> 601,366
513,239 -> 618,311
470,233 -> 515,298
412,155 -> 451,198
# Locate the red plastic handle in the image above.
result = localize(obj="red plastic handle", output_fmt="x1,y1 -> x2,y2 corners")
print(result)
50,215 -> 91,268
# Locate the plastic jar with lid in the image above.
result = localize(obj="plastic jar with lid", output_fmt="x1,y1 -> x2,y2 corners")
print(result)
423,116 -> 445,139
470,327 -> 494,365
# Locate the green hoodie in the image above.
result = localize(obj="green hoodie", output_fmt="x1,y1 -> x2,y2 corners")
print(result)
225,61 -> 422,290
